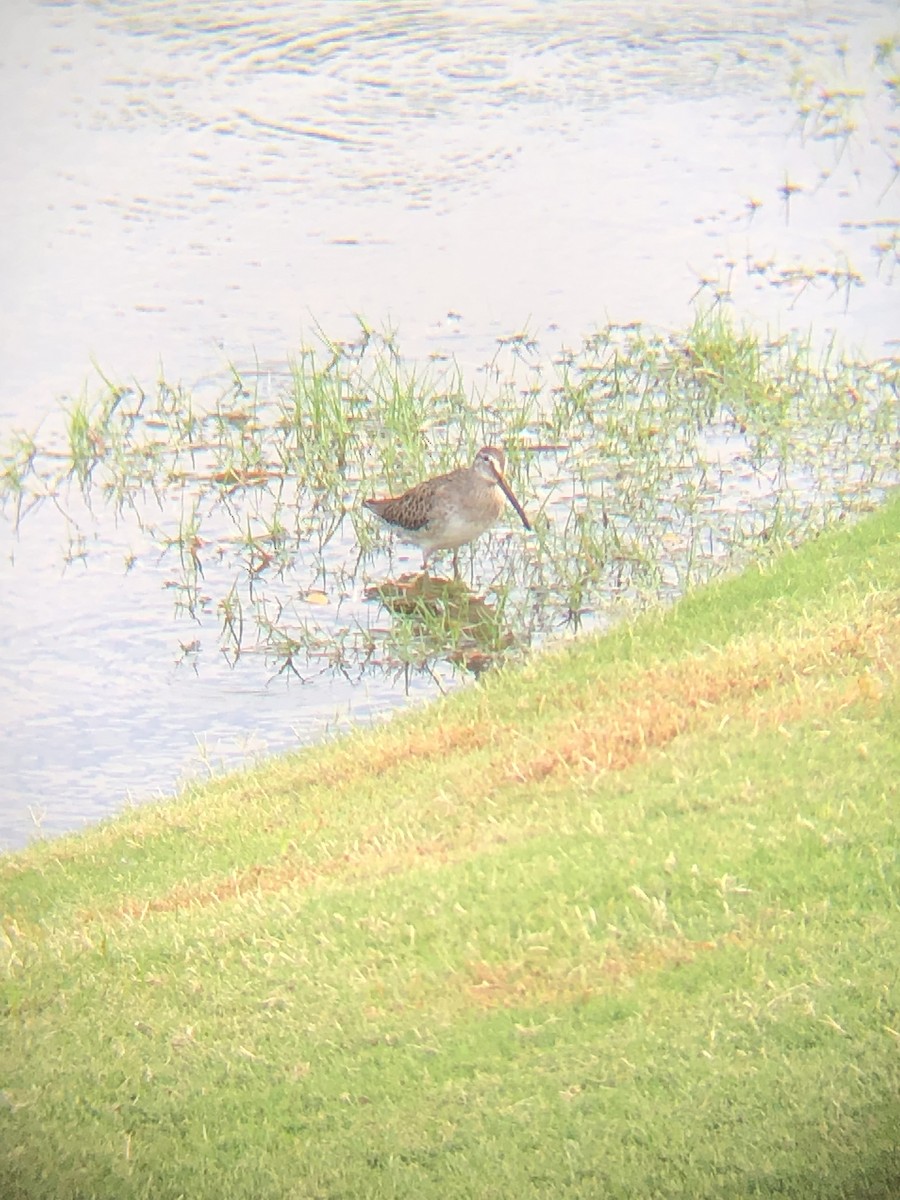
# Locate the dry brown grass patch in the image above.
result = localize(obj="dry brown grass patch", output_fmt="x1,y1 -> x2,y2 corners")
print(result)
516,607 -> 898,785
454,935 -> 726,1011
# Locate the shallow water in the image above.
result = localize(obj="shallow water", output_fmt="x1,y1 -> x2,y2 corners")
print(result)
1,0 -> 898,848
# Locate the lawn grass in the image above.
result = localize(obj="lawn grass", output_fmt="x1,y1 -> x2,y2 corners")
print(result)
1,492 -> 898,1199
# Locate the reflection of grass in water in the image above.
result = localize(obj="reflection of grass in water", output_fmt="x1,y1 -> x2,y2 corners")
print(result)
367,574 -> 516,676
0,311 -> 897,680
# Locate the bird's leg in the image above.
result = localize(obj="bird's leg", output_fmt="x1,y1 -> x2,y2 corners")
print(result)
451,549 -> 460,579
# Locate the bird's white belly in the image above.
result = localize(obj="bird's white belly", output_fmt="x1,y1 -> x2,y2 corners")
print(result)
408,508 -> 494,552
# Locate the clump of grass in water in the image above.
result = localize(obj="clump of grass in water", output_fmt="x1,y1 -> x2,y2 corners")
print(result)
0,315 -> 897,684
0,430 -> 37,526
65,398 -> 94,484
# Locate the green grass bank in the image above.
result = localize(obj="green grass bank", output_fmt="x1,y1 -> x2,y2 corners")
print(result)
2,492 -> 899,1200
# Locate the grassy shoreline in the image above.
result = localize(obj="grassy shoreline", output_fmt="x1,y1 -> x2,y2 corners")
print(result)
2,491 -> 898,1199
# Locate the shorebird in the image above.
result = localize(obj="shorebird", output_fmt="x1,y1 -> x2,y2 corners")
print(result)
363,445 -> 531,572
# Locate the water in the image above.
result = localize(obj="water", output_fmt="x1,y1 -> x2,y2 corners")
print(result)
1,0 -> 898,848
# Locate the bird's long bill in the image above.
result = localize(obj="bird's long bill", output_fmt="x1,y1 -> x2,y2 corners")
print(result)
490,462 -> 532,531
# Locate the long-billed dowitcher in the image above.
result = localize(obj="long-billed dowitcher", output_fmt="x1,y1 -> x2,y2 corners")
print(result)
363,446 -> 531,572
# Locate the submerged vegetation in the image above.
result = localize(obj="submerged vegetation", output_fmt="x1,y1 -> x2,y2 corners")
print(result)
1,312 -> 898,685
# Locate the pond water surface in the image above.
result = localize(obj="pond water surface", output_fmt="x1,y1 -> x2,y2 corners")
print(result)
1,0 -> 898,848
